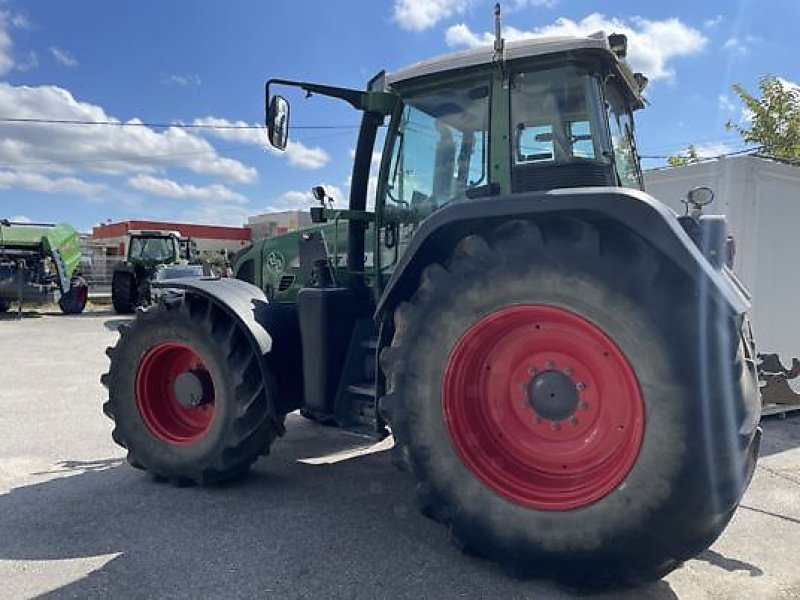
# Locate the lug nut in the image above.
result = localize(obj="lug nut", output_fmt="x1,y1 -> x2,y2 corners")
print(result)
528,366 -> 537,375
549,421 -> 561,431
576,382 -> 587,391
569,416 -> 579,426
545,361 -> 555,369
578,400 -> 589,411
563,367 -> 573,376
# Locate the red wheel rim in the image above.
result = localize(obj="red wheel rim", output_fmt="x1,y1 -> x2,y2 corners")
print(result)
442,305 -> 644,510
136,342 -> 215,445
77,286 -> 88,306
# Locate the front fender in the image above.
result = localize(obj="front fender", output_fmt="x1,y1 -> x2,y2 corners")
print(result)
153,276 -> 303,414
376,187 -> 750,320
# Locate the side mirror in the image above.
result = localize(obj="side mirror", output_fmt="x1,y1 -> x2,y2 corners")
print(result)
267,95 -> 290,150
312,186 -> 326,203
685,186 -> 715,209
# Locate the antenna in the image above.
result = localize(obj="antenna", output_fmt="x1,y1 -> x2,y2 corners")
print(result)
493,3 -> 504,54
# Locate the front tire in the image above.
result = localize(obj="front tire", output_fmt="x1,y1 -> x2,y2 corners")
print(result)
58,276 -> 88,314
112,269 -> 136,314
381,218 -> 757,586
102,292 -> 282,484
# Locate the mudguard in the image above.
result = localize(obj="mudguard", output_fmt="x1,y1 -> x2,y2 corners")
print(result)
376,187 -> 750,319
152,276 -> 303,414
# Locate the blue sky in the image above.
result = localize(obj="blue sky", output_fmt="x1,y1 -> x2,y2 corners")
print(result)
0,0 -> 795,232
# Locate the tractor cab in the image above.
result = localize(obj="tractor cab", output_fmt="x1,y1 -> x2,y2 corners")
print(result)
263,30 -> 648,301
125,230 -> 182,266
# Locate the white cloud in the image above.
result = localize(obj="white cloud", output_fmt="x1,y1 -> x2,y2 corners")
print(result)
127,174 -> 247,203
192,116 -> 330,170
263,183 -> 345,212
704,15 -> 723,29
178,203 -> 252,227
445,13 -> 708,82
0,10 -> 34,74
722,35 -> 758,56
9,13 -> 30,30
393,0 -> 473,31
776,77 -> 800,94
49,46 -> 78,67
695,142 -> 732,158
15,50 -> 37,72
166,74 -> 201,87
0,12 -> 15,75
0,83 -> 258,184
508,0 -> 557,10
718,93 -> 736,113
0,170 -> 108,198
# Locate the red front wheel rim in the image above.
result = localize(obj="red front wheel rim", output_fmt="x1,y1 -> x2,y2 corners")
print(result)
442,305 -> 645,511
136,342 -> 216,445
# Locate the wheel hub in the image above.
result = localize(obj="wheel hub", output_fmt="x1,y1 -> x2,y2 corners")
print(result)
528,369 -> 579,422
173,370 -> 213,408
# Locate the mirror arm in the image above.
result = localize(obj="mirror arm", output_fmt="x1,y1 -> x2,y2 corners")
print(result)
265,78 -> 367,112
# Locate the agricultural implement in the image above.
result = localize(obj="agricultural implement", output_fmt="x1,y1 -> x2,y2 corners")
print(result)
0,219 -> 88,314
103,14 -> 761,587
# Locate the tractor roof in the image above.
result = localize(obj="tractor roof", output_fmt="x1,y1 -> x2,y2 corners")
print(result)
385,32 -> 645,106
129,229 -> 182,238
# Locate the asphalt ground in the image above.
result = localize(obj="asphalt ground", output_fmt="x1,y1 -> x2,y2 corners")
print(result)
1,310 -> 799,599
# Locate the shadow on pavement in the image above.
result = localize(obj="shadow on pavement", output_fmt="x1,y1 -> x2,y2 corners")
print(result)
103,317 -> 133,332
0,417 -> 679,600
758,413 -> 800,458
697,549 -> 763,577
0,309 -> 42,320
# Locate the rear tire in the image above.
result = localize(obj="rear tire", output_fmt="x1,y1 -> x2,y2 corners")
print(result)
102,292 -> 282,484
112,269 -> 136,314
58,276 -> 88,314
381,218 -> 756,587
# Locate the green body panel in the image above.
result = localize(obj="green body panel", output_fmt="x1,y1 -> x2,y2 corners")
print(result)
232,220 -> 378,303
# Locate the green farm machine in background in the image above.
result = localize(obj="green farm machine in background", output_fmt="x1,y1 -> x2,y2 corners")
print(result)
0,219 -> 88,314
111,229 -> 206,314
103,9 -> 761,588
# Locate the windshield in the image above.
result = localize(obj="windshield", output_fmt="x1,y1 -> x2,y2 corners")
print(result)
129,236 -> 177,262
384,75 -> 491,214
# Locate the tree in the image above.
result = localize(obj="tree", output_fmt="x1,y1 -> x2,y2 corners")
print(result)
727,75 -> 800,160
667,144 -> 701,167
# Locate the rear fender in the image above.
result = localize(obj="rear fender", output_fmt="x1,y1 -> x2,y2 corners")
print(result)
376,187 -> 750,320
153,277 -> 303,415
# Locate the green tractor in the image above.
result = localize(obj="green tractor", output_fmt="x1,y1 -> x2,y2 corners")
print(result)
0,219 -> 88,314
111,229 -> 204,314
103,21 -> 761,587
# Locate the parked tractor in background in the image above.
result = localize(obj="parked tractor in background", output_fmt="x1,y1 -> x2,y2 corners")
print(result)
0,219 -> 88,314
103,13 -> 761,588
111,230 -> 206,313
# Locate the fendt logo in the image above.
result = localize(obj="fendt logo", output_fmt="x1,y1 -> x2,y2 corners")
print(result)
266,251 -> 285,274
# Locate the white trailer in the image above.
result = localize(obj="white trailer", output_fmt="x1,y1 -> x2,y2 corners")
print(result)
645,155 -> 800,414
